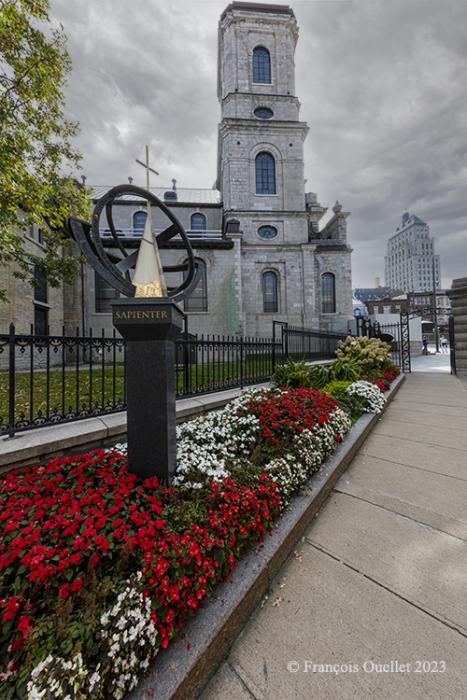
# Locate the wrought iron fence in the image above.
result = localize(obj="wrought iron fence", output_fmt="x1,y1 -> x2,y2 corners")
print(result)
275,322 -> 348,362
0,325 -> 127,438
1,322 -> 354,437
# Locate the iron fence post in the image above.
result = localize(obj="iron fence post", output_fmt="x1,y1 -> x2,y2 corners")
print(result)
240,335 -> 244,389
272,322 -> 277,372
8,323 -> 15,438
283,323 -> 289,363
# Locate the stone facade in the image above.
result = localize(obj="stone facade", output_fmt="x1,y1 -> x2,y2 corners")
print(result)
447,277 -> 467,377
1,2 -> 353,342
0,225 -> 82,335
85,2 -> 353,339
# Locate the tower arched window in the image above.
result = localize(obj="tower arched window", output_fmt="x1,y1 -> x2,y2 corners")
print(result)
190,213 -> 206,231
133,211 -> 147,235
262,270 -> 278,313
321,273 -> 336,313
255,152 -> 276,195
184,258 -> 207,312
253,46 -> 271,84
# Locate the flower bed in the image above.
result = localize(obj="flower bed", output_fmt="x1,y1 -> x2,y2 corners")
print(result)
0,452 -> 281,698
0,347 -> 401,699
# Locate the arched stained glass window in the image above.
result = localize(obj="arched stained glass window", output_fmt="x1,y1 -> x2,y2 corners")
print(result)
253,46 -> 271,84
321,273 -> 336,313
262,271 -> 278,313
190,213 -> 206,231
133,211 -> 147,235
184,258 -> 207,312
255,152 -> 276,195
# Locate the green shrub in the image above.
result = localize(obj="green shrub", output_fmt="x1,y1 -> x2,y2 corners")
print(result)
308,363 -> 332,388
322,380 -> 352,399
322,378 -> 366,422
335,336 -> 393,373
328,360 -> 359,382
272,359 -> 313,388
336,394 -> 366,423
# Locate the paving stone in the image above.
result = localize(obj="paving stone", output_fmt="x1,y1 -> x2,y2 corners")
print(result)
202,662 -> 253,700
336,454 -> 467,540
307,492 -> 467,635
384,407 -> 467,432
372,417 -> 467,452
208,546 -> 467,700
361,434 -> 467,481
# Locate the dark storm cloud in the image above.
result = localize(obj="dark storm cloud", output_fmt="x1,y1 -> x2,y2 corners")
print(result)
51,0 -> 467,287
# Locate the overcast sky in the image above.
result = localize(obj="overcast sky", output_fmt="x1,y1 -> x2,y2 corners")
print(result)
51,0 -> 467,288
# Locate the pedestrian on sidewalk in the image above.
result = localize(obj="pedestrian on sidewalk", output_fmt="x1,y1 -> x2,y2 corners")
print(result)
422,336 -> 428,355
441,336 -> 449,353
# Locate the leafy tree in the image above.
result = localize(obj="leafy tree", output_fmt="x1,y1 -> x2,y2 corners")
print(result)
0,0 -> 90,301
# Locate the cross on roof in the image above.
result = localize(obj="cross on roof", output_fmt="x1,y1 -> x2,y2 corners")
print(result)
135,145 -> 159,192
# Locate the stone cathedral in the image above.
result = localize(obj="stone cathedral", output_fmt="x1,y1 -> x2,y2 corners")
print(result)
83,2 -> 353,339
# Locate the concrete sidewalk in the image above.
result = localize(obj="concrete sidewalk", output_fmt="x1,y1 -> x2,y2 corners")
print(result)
202,373 -> 467,700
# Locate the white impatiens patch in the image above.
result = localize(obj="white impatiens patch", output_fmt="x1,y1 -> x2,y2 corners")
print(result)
173,388 -> 264,488
110,388 -> 352,502
172,384 -> 351,499
346,380 -> 386,413
266,407 -> 350,502
26,573 -> 157,700
100,572 -> 158,699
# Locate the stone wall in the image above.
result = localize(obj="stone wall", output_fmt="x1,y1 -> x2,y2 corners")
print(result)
0,230 -> 82,370
84,242 -> 241,339
448,277 -> 467,376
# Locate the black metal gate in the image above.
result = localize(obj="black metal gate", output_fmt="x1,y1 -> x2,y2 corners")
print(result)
356,313 -> 411,372
449,315 -> 456,375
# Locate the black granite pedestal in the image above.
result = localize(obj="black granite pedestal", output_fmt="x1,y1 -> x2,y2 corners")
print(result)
112,298 -> 184,482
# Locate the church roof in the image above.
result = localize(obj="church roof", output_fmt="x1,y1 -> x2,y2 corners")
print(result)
90,186 -> 221,206
221,2 -> 294,19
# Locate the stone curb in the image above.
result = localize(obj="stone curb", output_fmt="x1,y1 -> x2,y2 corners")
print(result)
127,373 -> 406,700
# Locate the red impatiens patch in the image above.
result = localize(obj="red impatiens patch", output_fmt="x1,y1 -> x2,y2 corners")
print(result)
372,379 -> 387,393
381,367 -> 400,382
240,387 -> 339,444
0,451 -> 281,689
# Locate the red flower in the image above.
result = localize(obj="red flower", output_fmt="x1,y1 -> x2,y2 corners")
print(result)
17,615 -> 32,638
2,596 -> 20,621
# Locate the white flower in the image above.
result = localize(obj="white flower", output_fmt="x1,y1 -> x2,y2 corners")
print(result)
27,575 -> 158,700
346,380 -> 386,413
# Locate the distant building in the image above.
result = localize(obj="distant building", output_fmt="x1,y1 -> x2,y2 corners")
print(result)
366,289 -> 451,328
352,296 -> 368,317
353,286 -> 401,304
366,294 -> 407,316
384,213 -> 440,292
408,290 -> 451,328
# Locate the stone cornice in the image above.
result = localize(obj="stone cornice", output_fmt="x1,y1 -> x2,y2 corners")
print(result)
219,118 -> 309,136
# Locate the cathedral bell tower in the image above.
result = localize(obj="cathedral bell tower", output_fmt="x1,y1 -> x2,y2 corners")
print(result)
217,2 -> 308,218
217,2 -> 353,336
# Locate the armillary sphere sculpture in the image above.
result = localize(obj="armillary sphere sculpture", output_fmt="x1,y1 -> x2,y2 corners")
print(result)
67,184 -> 198,483
67,184 -> 197,301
